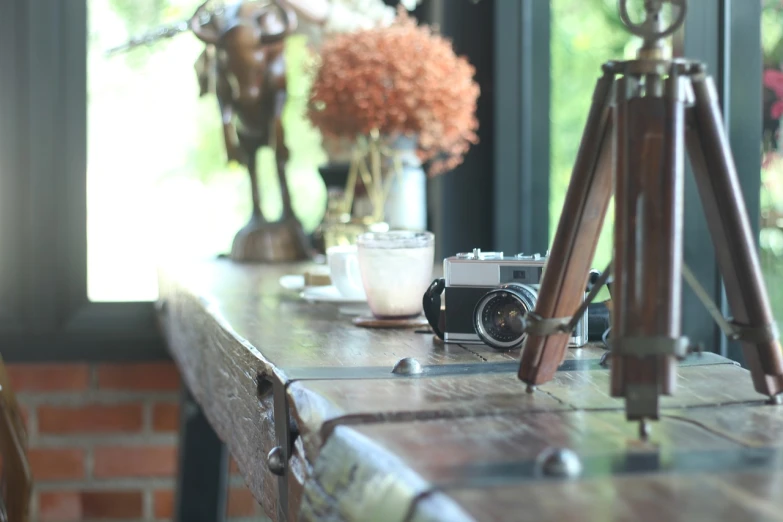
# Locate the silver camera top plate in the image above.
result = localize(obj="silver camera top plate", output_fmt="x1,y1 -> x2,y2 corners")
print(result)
444,248 -> 548,287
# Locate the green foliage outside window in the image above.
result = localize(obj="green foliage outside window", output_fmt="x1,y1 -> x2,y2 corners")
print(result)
761,0 -> 783,321
552,0 -> 783,321
550,0 -> 636,297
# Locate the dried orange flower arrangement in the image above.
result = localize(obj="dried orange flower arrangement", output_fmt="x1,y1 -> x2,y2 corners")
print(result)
307,9 -> 480,178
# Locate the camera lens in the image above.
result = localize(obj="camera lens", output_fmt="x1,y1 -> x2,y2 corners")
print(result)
472,283 -> 538,350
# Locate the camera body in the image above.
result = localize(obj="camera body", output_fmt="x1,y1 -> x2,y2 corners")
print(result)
442,248 -> 588,349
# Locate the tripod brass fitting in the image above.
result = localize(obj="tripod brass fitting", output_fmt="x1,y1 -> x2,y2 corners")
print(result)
619,0 -> 686,60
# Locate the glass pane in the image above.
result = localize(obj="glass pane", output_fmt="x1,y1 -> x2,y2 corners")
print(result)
550,0 -> 638,273
762,1 -> 783,323
87,0 -> 327,301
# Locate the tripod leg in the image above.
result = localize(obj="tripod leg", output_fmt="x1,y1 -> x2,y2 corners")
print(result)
518,66 -> 616,385
685,70 -> 783,398
610,72 -> 685,421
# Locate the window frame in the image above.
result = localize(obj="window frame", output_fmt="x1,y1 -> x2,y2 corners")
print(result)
493,0 -> 551,256
0,0 -> 763,363
680,0 -> 763,362
0,0 -> 165,362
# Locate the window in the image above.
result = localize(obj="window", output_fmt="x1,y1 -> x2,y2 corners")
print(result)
549,0 -> 677,274
548,1 -> 765,360
550,0 -> 625,274
87,0 -> 328,301
0,0 -> 765,361
1,0 -> 167,360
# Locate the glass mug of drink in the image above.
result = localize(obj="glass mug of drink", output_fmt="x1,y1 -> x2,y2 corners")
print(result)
356,231 -> 435,319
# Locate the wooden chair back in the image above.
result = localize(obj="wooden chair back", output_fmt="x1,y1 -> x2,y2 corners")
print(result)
0,357 -> 31,522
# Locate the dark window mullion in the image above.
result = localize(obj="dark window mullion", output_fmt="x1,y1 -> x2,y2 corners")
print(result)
493,0 -> 522,253
721,0 -> 763,362
680,0 -> 724,357
723,0 -> 762,244
0,0 -> 22,325
519,0 -> 550,255
493,0 -> 550,256
62,0 -> 89,314
0,0 -> 167,362
25,0 -> 64,330
681,0 -> 762,362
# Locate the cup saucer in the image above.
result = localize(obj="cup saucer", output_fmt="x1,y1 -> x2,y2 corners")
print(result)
352,314 -> 430,329
300,285 -> 366,304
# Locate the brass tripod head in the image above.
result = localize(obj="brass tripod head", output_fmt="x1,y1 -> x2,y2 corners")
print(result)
619,0 -> 686,60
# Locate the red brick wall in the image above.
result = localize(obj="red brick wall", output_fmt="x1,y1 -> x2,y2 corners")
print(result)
7,362 -> 265,522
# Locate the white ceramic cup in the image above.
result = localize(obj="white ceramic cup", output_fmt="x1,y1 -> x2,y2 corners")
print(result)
326,245 -> 366,300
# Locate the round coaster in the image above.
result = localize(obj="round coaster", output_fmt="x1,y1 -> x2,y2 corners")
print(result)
352,315 -> 430,329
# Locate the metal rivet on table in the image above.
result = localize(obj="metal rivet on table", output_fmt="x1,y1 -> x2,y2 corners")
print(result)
392,357 -> 423,375
267,446 -> 285,476
535,447 -> 582,478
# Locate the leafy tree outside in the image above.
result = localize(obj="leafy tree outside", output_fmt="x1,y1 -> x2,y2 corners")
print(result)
551,0 -> 782,321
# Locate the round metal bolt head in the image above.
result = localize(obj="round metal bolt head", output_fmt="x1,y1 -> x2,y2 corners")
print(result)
267,446 -> 285,476
535,447 -> 582,478
392,357 -> 423,375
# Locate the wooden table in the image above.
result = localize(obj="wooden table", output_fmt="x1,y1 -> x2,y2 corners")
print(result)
157,259 -> 783,522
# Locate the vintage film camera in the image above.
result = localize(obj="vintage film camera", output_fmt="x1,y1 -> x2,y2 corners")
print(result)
423,249 -> 608,350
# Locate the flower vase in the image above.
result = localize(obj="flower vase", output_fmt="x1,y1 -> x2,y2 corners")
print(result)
349,134 -> 427,231
382,135 -> 427,231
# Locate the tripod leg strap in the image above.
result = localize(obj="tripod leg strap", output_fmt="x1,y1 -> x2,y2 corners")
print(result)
524,262 -> 614,336
523,313 -> 572,336
726,321 -> 780,344
681,262 -> 780,344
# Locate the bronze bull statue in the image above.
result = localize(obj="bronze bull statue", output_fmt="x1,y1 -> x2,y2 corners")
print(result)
190,0 -> 310,262
107,0 -> 311,262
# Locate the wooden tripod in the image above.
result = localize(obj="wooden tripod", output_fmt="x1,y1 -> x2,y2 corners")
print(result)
518,0 -> 783,433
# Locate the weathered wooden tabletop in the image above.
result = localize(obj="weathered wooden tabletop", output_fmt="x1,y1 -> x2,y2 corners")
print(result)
157,259 -> 783,522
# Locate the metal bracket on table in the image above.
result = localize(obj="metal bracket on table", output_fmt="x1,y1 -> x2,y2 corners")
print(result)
269,377 -> 299,522
262,347 -> 735,519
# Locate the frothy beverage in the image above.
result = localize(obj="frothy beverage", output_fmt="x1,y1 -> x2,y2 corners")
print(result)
357,231 -> 435,319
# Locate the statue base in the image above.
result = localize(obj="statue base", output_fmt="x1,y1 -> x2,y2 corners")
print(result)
230,215 -> 311,263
